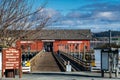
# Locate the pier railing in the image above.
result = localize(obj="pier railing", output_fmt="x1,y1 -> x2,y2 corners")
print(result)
58,51 -> 91,71
30,50 -> 44,72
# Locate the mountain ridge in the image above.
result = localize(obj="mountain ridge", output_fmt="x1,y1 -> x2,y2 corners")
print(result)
92,31 -> 120,37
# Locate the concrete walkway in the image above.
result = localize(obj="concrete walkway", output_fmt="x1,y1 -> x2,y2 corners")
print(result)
0,71 -> 120,80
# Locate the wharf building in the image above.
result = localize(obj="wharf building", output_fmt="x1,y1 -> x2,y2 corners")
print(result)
16,29 -> 92,53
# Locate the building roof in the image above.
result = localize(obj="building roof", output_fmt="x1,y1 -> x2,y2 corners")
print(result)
36,29 -> 92,40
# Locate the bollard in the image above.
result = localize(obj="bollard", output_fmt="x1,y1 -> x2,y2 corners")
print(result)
115,67 -> 119,77
66,61 -> 71,72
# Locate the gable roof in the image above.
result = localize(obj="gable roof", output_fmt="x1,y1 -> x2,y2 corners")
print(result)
36,29 -> 92,40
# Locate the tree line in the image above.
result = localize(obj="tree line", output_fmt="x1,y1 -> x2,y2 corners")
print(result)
92,31 -> 120,37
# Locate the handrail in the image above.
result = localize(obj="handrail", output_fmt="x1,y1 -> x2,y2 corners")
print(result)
60,51 -> 91,71
30,50 -> 44,72
30,50 -> 44,62
53,53 -> 78,72
52,53 -> 66,71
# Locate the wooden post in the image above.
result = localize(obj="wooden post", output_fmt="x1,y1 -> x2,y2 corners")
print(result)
73,44 -> 75,58
79,43 -> 80,59
83,43 -> 86,61
19,65 -> 22,78
101,70 -> 104,77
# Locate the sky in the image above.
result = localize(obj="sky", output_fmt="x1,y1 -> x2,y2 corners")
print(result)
34,0 -> 120,32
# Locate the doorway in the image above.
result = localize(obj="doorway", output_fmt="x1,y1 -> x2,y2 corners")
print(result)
44,42 -> 53,52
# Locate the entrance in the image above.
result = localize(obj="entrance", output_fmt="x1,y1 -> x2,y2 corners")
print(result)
44,42 -> 53,52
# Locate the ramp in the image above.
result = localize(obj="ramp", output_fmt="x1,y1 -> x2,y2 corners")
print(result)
30,51 -> 60,72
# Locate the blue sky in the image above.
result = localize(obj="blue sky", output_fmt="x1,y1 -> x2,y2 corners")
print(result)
34,0 -> 120,32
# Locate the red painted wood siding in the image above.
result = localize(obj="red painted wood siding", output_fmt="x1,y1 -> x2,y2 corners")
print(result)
16,40 -> 90,52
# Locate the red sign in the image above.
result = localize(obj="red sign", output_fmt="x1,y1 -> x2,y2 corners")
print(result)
2,47 -> 22,77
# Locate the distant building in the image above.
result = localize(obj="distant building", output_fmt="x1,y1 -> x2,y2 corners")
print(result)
111,37 -> 120,45
16,29 -> 92,52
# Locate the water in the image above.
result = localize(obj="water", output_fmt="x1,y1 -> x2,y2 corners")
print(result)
94,49 -> 101,67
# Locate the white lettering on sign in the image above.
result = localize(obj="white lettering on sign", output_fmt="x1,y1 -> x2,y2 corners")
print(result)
6,62 -> 19,64
7,59 -> 16,61
6,64 -> 14,66
42,40 -> 55,42
6,50 -> 19,53
20,41 -> 34,43
6,54 -> 14,55
6,56 -> 19,58
5,67 -> 14,69
2,47 -> 21,72
67,41 -> 82,43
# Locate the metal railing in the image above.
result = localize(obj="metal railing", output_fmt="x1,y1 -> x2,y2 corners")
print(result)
59,51 -> 91,71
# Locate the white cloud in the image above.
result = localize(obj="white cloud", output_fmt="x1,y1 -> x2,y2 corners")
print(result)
38,8 -> 120,32
61,20 -> 75,25
76,20 -> 83,25
40,8 -> 61,18
97,12 -> 112,18
93,11 -> 120,21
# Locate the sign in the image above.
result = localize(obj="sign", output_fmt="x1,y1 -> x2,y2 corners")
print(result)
20,41 -> 34,43
101,52 -> 109,70
101,49 -> 119,78
67,41 -> 82,43
2,47 -> 22,78
42,40 -> 55,42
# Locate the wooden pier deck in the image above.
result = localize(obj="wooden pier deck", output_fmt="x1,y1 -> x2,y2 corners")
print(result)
30,51 -> 60,72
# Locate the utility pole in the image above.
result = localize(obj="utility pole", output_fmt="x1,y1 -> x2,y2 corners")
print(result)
109,30 -> 112,78
109,30 -> 111,47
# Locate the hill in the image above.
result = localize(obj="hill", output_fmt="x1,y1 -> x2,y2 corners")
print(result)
92,31 -> 120,37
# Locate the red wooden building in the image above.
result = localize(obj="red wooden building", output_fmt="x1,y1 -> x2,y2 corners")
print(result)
16,29 -> 92,53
